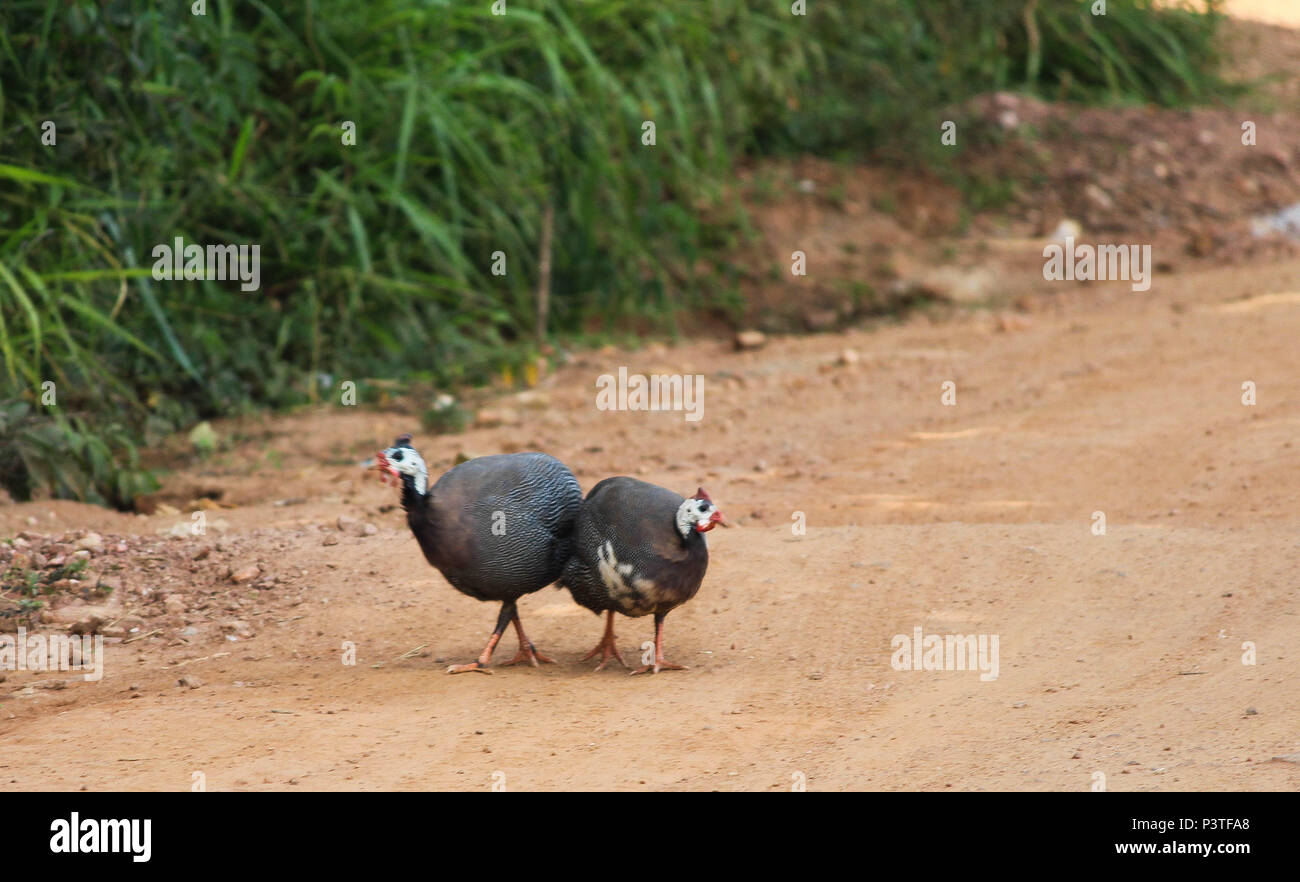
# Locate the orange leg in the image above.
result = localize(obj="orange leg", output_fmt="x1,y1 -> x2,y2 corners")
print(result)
447,602 -> 516,674
581,610 -> 629,671
630,612 -> 687,675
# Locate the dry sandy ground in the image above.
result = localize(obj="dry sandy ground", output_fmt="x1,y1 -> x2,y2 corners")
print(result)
2,249 -> 1298,791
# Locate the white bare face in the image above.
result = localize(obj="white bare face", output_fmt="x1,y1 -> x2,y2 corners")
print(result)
676,496 -> 721,538
379,445 -> 428,496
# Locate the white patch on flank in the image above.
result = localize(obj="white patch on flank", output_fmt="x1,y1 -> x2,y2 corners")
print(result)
597,542 -> 656,612
596,542 -> 634,599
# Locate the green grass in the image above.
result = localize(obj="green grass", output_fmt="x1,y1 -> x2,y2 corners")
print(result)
0,0 -> 1233,507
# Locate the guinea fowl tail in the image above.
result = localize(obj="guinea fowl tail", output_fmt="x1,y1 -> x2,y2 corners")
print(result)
551,533 -> 576,588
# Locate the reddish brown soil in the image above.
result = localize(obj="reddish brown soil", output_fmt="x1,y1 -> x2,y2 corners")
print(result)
3,251 -> 1299,791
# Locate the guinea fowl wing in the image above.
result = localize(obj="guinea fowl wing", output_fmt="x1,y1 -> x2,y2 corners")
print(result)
429,453 -> 579,599
589,477 -> 692,564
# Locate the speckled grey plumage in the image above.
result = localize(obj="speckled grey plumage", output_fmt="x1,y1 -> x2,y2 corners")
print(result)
561,476 -> 709,618
402,452 -> 582,603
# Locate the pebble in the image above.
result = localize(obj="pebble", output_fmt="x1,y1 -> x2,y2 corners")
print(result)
70,616 -> 106,636
229,564 -> 261,584
335,517 -> 377,538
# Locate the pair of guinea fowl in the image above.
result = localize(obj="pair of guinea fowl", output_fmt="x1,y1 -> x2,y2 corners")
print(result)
373,434 -> 728,675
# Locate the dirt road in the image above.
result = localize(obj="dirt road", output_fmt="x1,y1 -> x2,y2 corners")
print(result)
3,247 -> 1298,791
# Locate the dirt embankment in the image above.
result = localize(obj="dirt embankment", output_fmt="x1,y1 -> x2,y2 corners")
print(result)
730,12 -> 1300,332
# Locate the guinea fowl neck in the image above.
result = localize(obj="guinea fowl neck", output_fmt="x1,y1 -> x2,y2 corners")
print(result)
399,475 -> 428,515
681,528 -> 706,550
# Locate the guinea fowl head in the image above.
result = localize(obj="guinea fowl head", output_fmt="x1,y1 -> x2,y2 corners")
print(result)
676,487 -> 730,538
374,434 -> 429,496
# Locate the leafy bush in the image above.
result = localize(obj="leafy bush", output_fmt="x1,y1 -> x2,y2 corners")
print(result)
0,399 -> 156,507
773,0 -> 1231,159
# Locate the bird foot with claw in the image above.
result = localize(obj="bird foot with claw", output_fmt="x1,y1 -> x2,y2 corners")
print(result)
501,645 -> 556,667
582,636 -> 629,671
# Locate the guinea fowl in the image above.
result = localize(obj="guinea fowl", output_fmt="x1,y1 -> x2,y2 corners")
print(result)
560,477 -> 728,674
374,435 -> 581,674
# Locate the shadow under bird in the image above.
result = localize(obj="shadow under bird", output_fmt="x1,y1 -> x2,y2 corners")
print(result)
374,434 -> 581,674
560,477 -> 729,674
